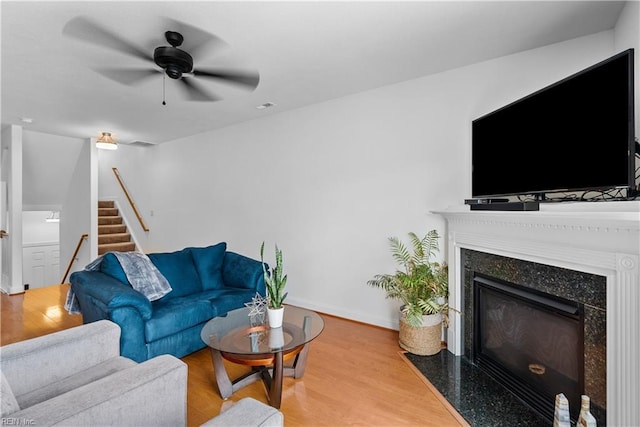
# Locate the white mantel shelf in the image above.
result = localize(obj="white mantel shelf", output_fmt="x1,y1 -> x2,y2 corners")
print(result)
434,200 -> 640,427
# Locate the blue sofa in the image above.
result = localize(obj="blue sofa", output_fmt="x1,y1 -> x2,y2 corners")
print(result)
69,242 -> 265,363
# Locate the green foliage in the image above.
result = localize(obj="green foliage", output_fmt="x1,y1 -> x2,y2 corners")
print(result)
367,230 -> 448,327
261,242 -> 288,309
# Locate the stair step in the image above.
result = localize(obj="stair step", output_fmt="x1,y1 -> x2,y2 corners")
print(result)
98,200 -> 115,209
98,216 -> 123,226
98,233 -> 131,245
98,207 -> 119,217
97,200 -> 136,254
98,224 -> 127,234
98,242 -> 136,255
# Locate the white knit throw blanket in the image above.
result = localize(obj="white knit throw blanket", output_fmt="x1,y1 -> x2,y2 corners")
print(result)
65,252 -> 172,314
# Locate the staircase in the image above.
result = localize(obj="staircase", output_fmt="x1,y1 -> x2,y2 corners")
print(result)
98,200 -> 136,255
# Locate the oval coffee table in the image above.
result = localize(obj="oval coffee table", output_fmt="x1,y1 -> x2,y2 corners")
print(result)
200,305 -> 324,408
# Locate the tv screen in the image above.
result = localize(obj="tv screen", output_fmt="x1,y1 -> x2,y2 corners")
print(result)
472,49 -> 635,200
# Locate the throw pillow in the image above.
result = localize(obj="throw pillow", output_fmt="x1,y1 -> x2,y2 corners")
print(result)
0,371 -> 20,416
148,249 -> 201,299
222,252 -> 264,290
188,242 -> 227,290
99,252 -> 130,285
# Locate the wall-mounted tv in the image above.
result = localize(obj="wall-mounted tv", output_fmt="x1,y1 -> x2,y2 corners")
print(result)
472,49 -> 635,201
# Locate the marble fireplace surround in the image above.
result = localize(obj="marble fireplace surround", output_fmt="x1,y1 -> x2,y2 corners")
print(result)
435,201 -> 639,426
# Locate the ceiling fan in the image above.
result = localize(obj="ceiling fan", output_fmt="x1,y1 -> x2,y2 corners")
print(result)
62,16 -> 260,104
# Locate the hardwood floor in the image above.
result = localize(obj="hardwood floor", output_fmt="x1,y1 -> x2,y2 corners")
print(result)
1,284 -> 464,426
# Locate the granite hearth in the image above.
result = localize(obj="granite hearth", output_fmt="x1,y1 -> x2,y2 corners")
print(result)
404,350 -> 547,426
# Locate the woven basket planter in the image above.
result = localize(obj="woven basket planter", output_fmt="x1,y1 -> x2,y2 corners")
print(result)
399,312 -> 443,356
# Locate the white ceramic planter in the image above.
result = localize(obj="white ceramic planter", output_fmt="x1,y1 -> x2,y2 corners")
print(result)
267,307 -> 284,328
268,326 -> 285,349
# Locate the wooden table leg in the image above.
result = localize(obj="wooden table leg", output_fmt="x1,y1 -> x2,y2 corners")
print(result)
292,344 -> 310,378
291,316 -> 312,378
210,348 -> 233,399
268,351 -> 284,409
209,330 -> 309,407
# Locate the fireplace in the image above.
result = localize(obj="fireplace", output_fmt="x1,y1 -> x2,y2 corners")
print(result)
462,251 -> 606,422
435,201 -> 640,425
472,272 -> 586,422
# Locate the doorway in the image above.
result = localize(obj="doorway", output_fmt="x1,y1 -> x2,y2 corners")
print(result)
22,211 -> 60,288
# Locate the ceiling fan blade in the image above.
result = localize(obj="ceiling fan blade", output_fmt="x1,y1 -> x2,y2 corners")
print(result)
192,68 -> 260,90
63,16 -> 152,62
179,78 -> 221,102
161,18 -> 229,59
93,68 -> 160,85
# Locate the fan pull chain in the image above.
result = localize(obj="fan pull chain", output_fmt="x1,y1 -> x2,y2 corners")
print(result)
162,74 -> 166,106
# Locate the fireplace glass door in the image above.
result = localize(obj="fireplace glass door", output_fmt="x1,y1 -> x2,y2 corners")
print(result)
473,274 -> 584,422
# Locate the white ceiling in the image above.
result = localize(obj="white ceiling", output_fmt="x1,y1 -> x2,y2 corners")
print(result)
1,1 -> 626,145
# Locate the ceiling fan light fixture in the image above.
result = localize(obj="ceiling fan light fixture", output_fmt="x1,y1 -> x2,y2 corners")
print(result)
165,64 -> 183,79
96,132 -> 118,150
154,45 -> 193,80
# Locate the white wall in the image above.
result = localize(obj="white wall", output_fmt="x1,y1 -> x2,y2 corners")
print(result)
22,130 -> 84,210
96,14 -> 638,328
97,144 -> 155,251
1,125 -> 24,294
614,0 -> 640,137
22,211 -> 59,244
60,139 -> 97,281
118,31 -> 615,329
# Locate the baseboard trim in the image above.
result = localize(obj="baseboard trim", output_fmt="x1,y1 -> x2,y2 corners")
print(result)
285,296 -> 398,330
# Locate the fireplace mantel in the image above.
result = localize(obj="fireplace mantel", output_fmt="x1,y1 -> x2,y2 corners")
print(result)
435,201 -> 639,426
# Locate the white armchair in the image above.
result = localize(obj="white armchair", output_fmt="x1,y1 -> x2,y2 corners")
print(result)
0,320 -> 187,426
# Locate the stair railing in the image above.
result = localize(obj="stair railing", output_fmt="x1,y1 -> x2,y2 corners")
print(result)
112,167 -> 149,232
61,233 -> 88,284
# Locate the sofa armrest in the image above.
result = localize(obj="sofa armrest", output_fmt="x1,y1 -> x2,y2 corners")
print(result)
70,270 -> 153,320
201,398 -> 283,427
221,252 -> 266,295
10,355 -> 187,427
0,321 -> 121,398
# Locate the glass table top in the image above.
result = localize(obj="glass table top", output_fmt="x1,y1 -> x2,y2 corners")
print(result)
201,306 -> 324,355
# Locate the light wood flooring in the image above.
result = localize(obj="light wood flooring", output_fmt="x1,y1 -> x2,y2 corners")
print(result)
1,284 -> 464,426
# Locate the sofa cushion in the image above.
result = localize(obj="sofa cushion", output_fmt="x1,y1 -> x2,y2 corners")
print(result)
149,249 -> 202,300
199,288 -> 262,315
188,243 -> 227,290
1,371 -> 20,416
14,356 -> 136,409
222,252 -> 265,290
146,297 -> 215,342
100,252 -> 130,285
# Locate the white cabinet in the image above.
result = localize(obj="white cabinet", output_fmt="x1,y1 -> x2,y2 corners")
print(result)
22,242 -> 60,289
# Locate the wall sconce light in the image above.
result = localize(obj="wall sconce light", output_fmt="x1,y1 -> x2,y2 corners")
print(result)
96,132 -> 118,150
45,211 -> 60,223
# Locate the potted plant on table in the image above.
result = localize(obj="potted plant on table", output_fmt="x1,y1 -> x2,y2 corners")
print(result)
367,229 -> 448,355
261,242 -> 288,328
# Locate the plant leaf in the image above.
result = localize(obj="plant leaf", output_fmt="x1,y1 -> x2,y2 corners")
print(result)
368,229 -> 448,319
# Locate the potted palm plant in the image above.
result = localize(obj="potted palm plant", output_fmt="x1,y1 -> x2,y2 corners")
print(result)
261,242 -> 288,328
367,229 -> 448,355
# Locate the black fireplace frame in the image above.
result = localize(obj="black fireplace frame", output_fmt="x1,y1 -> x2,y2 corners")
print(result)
471,273 -> 585,423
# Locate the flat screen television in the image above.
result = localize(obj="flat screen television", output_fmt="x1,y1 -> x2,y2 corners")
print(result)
472,49 -> 635,201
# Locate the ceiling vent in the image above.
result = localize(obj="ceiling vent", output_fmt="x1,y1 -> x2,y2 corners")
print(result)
124,140 -> 157,147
